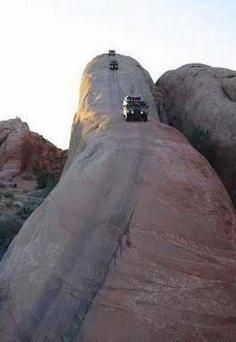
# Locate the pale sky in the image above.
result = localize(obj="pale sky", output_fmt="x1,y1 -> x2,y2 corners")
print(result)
0,0 -> 235,149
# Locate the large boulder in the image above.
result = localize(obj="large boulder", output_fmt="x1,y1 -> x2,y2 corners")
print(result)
0,55 -> 236,341
156,64 -> 236,203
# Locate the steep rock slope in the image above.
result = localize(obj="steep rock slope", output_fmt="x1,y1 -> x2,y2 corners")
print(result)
0,55 -> 236,341
156,64 -> 236,203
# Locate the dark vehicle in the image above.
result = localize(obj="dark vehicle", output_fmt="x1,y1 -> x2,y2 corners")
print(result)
108,50 -> 116,56
110,60 -> 118,70
123,96 -> 148,121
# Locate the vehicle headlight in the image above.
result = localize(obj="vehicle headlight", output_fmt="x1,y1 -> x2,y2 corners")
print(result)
141,111 -> 144,114
131,111 -> 134,114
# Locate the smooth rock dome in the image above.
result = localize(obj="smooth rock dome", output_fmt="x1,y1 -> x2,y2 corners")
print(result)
0,55 -> 236,341
156,64 -> 236,204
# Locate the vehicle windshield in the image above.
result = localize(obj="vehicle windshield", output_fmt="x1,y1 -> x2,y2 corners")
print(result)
126,102 -> 146,107
126,104 -> 141,109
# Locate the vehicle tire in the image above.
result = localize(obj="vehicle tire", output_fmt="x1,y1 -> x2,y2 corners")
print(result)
126,116 -> 130,122
144,115 -> 148,122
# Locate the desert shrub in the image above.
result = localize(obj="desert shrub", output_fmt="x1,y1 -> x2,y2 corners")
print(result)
44,174 -> 58,194
168,117 -> 214,161
0,214 -> 23,249
35,170 -> 59,197
22,189 -> 30,193
16,202 -> 37,220
0,199 -> 42,259
36,170 -> 50,189
2,192 -> 15,208
21,174 -> 33,181
3,192 -> 14,200
5,200 -> 14,208
182,124 -> 215,164
169,115 -> 183,129
185,125 -> 211,152
36,170 -> 58,190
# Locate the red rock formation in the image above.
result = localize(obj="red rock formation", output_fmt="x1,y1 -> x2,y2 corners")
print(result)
0,118 -> 66,187
0,117 -> 67,260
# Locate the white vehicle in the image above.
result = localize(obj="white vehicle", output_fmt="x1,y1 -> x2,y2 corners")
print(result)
122,96 -> 148,122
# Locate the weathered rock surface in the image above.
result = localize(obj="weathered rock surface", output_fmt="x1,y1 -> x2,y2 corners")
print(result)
0,55 -> 236,341
0,118 -> 66,187
156,64 -> 236,203
0,118 -> 66,259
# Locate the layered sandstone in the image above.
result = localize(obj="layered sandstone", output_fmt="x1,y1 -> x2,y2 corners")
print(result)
0,118 -> 66,259
0,117 -> 66,187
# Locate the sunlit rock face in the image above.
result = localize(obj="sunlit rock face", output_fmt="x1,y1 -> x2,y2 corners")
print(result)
0,55 -> 236,342
0,117 -> 66,187
156,64 -> 236,205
